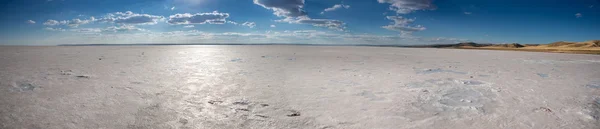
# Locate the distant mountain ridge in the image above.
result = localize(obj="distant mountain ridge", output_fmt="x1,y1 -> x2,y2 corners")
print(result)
546,40 -> 600,47
412,40 -> 600,49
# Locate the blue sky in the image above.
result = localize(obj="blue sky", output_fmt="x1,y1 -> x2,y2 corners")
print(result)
0,0 -> 598,45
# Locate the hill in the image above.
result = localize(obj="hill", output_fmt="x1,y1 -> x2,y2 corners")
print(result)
406,40 -> 600,54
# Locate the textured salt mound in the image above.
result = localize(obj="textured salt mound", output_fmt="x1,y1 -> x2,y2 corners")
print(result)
404,78 -> 498,120
581,98 -> 600,121
12,81 -> 37,92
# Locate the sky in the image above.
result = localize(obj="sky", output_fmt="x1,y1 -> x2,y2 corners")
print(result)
0,0 -> 598,45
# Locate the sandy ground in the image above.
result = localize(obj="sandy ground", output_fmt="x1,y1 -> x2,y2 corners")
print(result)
1,45 -> 599,129
473,47 -> 600,55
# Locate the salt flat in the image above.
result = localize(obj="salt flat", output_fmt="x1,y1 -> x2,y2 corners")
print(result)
0,45 -> 599,129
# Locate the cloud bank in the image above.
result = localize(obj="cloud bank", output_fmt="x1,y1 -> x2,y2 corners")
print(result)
254,0 -> 346,31
377,0 -> 435,14
167,11 -> 230,25
321,4 -> 350,14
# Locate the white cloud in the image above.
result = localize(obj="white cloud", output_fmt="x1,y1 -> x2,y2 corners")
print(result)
68,26 -> 146,33
377,0 -> 435,14
421,37 -> 470,43
253,0 -> 307,17
43,17 -> 95,27
173,0 -> 206,6
70,28 -> 103,33
167,11 -> 229,25
464,12 -> 472,15
184,25 -> 195,28
104,25 -> 147,32
98,11 -> 164,25
289,17 -> 346,31
227,21 -> 239,25
66,19 -> 92,27
40,29 -> 474,45
26,20 -> 36,24
171,6 -> 176,11
242,22 -> 256,28
270,25 -> 276,28
382,16 -> 426,32
254,0 -> 346,31
376,0 -> 434,38
285,17 -> 346,31
575,13 -> 582,18
44,27 -> 65,31
43,20 -> 61,26
321,4 -> 350,14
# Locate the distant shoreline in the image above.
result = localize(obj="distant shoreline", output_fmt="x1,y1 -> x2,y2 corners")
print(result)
56,43 -> 417,47
2,40 -> 599,55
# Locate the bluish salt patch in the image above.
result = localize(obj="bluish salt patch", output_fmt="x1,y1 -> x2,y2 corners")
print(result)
356,91 -> 385,101
407,78 -> 487,88
417,68 -> 467,75
461,80 -> 485,85
13,81 -> 36,92
439,88 -> 484,107
586,83 -> 600,89
536,73 -> 549,78
230,58 -> 242,62
478,75 -> 491,77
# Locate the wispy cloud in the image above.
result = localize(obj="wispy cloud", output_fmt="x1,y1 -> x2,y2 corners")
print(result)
26,20 -> 36,24
242,22 -> 256,28
103,25 -> 147,32
279,16 -> 346,31
253,0 -> 306,17
167,11 -> 229,25
321,4 -> 350,14
378,0 -> 435,39
382,16 -> 425,32
98,11 -> 165,25
67,25 -> 146,33
464,12 -> 472,15
377,0 -> 436,14
41,29 -> 473,45
44,27 -> 66,31
253,0 -> 346,31
575,13 -> 582,18
43,20 -> 61,26
43,18 -> 94,27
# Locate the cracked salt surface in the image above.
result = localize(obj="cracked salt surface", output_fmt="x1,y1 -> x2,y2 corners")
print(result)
404,78 -> 497,120
1,46 -> 599,129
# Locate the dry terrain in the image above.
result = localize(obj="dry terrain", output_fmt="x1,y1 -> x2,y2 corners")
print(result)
453,40 -> 600,54
1,45 -> 599,129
